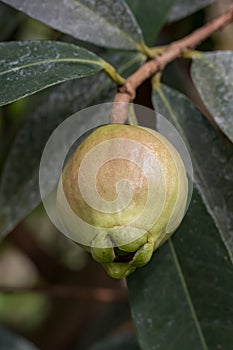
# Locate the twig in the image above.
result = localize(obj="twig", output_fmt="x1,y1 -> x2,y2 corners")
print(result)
111,4 -> 233,123
0,284 -> 128,303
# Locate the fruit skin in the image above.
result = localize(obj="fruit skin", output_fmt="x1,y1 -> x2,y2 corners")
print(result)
57,124 -> 188,278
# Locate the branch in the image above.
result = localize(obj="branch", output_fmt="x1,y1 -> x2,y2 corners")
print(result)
0,284 -> 128,303
111,4 -> 233,123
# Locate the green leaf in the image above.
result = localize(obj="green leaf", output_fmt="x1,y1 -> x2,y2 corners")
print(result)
0,52 -> 143,238
168,0 -> 215,22
128,187 -> 233,349
1,0 -> 143,50
0,326 -> 39,350
0,41 -> 104,107
125,0 -> 175,46
191,51 -> 233,143
152,84 -> 233,255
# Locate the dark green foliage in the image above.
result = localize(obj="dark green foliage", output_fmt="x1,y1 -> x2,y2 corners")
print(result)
0,1 -> 232,349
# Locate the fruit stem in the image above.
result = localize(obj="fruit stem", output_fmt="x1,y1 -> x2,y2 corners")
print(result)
111,4 -> 233,123
128,104 -> 139,125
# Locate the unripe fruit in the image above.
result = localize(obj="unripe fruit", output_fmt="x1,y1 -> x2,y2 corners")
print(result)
57,124 -> 188,278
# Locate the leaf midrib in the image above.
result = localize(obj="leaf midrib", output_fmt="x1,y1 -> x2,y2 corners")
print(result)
194,53 -> 233,87
168,239 -> 208,350
70,0 -> 142,47
8,0 -> 142,48
0,57 -> 103,76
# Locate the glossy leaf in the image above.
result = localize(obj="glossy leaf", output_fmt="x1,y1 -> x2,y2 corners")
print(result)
128,187 -> 233,349
191,51 -> 233,143
125,0 -> 175,46
168,0 -> 215,22
0,326 -> 39,350
153,84 -> 233,254
0,41 -> 104,106
0,52 -> 143,238
1,0 -> 143,50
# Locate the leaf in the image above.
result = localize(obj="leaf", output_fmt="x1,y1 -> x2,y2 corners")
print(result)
128,187 -> 233,349
125,0 -> 175,46
125,0 -> 215,45
0,52 -> 143,238
0,41 -> 104,107
191,51 -> 233,143
1,0 -> 143,50
168,0 -> 215,22
152,84 -> 233,255
0,326 -> 39,350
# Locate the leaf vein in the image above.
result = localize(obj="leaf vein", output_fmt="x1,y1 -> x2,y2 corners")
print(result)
168,239 -> 208,350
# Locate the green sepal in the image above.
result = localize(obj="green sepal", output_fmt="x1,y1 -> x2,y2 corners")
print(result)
103,262 -> 136,279
110,226 -> 147,251
117,232 -> 148,253
131,236 -> 154,267
91,233 -> 115,263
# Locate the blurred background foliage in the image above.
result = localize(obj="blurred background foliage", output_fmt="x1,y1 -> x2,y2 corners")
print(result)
0,1 -> 232,349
